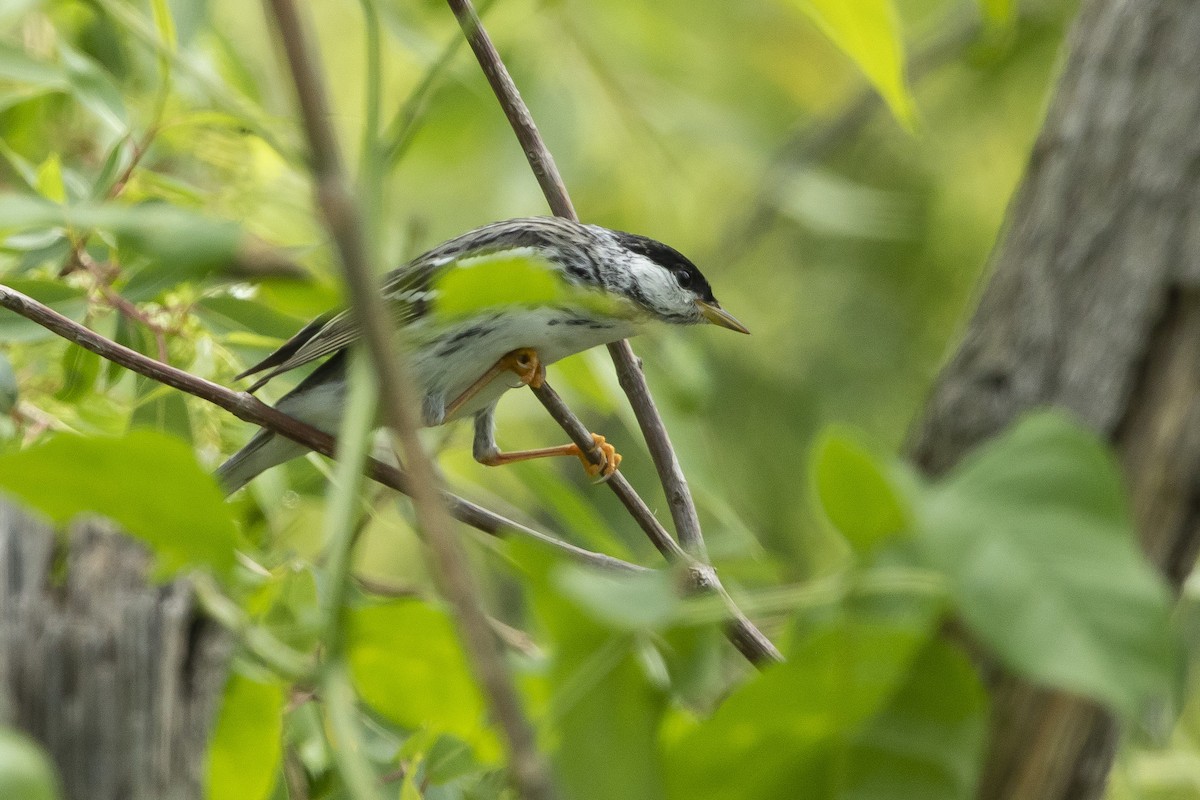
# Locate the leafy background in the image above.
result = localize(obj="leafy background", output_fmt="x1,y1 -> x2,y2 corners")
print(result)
0,0 -> 1197,798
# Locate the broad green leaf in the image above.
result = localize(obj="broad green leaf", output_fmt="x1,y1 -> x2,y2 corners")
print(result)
347,601 -> 499,759
57,42 -> 127,133
812,429 -> 908,554
0,42 -> 68,88
664,610 -> 934,800
0,729 -> 60,800
789,0 -> 917,130
841,641 -> 987,800
205,672 -> 285,800
0,279 -> 88,343
0,430 -> 237,576
913,410 -> 1181,718
195,295 -> 305,340
434,252 -> 567,320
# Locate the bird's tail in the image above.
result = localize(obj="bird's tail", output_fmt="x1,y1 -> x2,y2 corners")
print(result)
215,428 -> 309,495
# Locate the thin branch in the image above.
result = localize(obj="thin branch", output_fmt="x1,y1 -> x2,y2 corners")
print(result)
445,0 -> 781,664
0,283 -> 640,574
263,2 -> 558,799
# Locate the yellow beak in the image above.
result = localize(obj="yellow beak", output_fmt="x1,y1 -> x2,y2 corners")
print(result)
696,301 -> 750,334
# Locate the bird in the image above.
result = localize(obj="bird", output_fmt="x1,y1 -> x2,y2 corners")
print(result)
216,216 -> 748,493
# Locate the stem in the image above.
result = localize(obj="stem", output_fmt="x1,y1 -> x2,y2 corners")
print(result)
262,1 -> 558,797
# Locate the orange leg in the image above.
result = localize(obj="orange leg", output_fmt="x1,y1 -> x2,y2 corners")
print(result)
444,347 -> 545,420
478,433 -> 622,480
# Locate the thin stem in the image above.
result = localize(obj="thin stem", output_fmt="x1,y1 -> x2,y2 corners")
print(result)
444,0 -> 780,664
262,1 -> 558,798
0,283 -> 639,574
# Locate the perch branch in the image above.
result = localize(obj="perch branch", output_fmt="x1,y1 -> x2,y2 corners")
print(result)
0,284 -> 637,574
264,1 -> 558,798
446,0 -> 782,664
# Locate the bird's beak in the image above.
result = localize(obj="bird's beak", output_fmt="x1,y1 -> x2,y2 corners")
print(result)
696,300 -> 750,334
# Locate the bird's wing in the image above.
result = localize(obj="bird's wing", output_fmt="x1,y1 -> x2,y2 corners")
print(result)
236,260 -> 441,392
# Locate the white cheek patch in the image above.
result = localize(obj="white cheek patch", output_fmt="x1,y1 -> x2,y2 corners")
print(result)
627,255 -> 687,312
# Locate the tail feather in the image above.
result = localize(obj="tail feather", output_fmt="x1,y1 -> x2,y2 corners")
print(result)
216,429 -> 307,495
217,351 -> 350,494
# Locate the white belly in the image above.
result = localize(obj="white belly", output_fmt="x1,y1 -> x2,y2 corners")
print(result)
407,307 -> 640,422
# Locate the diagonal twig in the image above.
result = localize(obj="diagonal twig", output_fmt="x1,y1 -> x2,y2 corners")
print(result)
0,283 -> 640,575
263,1 -> 557,798
445,0 -> 782,665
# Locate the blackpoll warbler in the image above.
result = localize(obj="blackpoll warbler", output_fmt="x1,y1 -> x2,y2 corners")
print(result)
217,216 -> 747,493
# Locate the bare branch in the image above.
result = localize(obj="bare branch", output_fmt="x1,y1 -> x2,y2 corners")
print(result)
0,283 -> 638,575
445,0 -> 781,665
263,1 -> 558,797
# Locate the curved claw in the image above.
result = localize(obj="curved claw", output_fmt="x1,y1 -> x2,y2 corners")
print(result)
576,433 -> 621,481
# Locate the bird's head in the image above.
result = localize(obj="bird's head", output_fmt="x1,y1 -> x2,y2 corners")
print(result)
603,230 -> 749,334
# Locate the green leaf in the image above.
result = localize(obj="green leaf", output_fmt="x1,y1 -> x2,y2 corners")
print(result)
842,641 -> 988,800
346,601 -> 499,759
913,410 -> 1181,718
789,0 -> 917,130
812,429 -> 909,554
0,430 -> 237,576
0,194 -> 242,283
0,279 -> 88,343
34,154 -> 66,204
205,672 -> 285,800
55,344 -> 100,403
0,42 -> 68,89
57,42 -> 127,133
195,295 -> 305,340
518,541 -> 667,800
0,729 -> 61,800
663,610 -> 934,800
130,377 -> 194,444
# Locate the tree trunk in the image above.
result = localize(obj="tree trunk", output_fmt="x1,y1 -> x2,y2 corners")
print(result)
0,502 -> 231,800
909,0 -> 1200,798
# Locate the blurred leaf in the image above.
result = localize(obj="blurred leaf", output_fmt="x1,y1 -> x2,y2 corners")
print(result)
0,41 -> 68,88
0,194 -> 241,281
812,429 -> 908,554
663,604 -> 936,800
0,279 -> 88,343
433,251 -> 616,321
0,430 -> 237,576
195,295 -> 305,340
34,154 -> 66,204
55,344 -> 100,403
518,539 -> 667,800
0,728 -> 61,800
842,641 -> 988,800
206,672 -> 285,800
788,0 -> 917,130
980,0 -> 1015,25
347,601 -> 499,759
913,410 -> 1181,718
58,42 -> 127,133
554,565 -> 680,631
130,377 -> 193,443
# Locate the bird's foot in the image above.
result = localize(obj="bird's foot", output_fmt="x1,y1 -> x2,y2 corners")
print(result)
575,433 -> 621,481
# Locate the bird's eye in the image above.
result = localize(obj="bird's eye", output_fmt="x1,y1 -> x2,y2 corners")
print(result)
673,269 -> 692,289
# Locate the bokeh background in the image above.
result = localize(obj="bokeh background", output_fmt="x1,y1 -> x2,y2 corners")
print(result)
3,0 -> 1198,796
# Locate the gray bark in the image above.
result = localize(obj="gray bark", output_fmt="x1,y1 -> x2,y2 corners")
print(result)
0,503 -> 231,800
909,0 -> 1200,798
